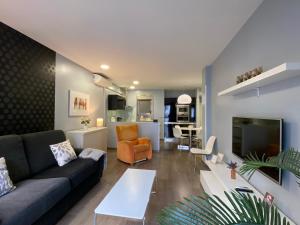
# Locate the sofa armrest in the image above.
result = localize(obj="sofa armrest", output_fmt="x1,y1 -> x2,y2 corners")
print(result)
74,148 -> 84,156
138,137 -> 151,145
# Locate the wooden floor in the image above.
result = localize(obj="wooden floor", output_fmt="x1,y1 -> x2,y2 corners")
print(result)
57,142 -> 207,225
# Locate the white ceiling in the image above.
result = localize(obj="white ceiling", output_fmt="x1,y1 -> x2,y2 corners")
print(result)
0,0 -> 263,89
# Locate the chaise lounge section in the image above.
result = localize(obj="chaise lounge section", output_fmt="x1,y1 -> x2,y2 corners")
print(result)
0,130 -> 105,225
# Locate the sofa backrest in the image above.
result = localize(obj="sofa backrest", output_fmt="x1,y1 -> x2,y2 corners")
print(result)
22,130 -> 66,175
0,135 -> 31,183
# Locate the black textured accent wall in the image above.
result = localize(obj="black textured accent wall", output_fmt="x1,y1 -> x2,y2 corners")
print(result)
0,22 -> 55,135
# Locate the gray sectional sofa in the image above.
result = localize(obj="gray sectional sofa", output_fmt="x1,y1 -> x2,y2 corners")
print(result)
0,130 -> 105,225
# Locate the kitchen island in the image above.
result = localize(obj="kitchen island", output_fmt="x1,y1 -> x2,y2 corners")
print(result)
164,122 -> 196,125
107,121 -> 160,151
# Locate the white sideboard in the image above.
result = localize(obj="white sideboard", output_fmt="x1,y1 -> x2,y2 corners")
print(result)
200,160 -> 295,224
66,127 -> 107,151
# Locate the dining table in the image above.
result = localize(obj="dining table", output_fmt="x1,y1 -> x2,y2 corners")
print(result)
180,126 -> 202,148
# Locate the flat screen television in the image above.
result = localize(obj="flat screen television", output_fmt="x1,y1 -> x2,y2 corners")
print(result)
232,117 -> 282,184
108,95 -> 126,110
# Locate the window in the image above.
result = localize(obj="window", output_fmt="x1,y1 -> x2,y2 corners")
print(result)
137,99 -> 153,121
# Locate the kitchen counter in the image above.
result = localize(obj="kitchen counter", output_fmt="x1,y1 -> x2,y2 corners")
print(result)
164,122 -> 196,125
110,121 -> 160,124
107,121 -> 160,151
164,121 -> 196,139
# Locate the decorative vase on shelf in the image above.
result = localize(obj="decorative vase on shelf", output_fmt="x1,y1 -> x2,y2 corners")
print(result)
227,161 -> 238,180
80,117 -> 91,130
231,168 -> 237,180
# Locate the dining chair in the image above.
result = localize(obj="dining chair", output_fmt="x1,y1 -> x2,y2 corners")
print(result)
192,128 -> 202,148
187,124 -> 194,129
175,125 -> 189,137
173,126 -> 188,150
190,136 -> 216,172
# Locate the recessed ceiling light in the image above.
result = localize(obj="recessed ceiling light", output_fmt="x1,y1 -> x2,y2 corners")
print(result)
108,86 -> 114,90
100,64 -> 110,70
129,86 -> 135,90
133,80 -> 139,85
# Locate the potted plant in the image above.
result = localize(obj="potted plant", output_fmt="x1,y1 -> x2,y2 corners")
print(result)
80,117 -> 91,130
228,161 -> 238,179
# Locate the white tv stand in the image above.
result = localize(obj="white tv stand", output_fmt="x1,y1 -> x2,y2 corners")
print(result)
200,160 -> 295,224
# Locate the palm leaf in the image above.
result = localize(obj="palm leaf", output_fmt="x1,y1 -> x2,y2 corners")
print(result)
239,148 -> 300,185
157,191 -> 290,225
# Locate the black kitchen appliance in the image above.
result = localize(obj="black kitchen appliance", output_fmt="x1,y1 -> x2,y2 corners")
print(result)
108,95 -> 126,110
176,104 -> 190,122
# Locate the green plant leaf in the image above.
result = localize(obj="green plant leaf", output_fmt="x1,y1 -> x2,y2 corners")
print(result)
157,191 -> 290,225
239,148 -> 300,185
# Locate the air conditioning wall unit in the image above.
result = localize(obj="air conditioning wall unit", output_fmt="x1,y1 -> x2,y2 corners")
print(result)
93,74 -> 113,87
93,74 -> 125,96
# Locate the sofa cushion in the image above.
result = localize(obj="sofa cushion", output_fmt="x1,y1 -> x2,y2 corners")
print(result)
33,158 -> 101,188
22,130 -> 66,175
50,140 -> 77,166
0,157 -> 16,197
0,135 -> 30,183
0,178 -> 70,225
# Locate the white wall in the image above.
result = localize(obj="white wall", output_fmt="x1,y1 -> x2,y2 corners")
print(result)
164,89 -> 196,98
203,66 -> 212,143
195,88 -> 202,126
209,0 -> 300,222
127,90 -> 164,139
55,54 -> 105,131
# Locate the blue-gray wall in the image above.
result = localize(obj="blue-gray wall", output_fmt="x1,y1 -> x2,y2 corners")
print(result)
210,0 -> 300,222
55,54 -> 105,131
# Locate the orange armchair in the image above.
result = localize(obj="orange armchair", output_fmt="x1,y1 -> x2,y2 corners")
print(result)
116,124 -> 152,165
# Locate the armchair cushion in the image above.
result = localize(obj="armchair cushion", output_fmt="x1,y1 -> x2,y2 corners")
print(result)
133,144 -> 149,153
138,137 -> 151,145
126,139 -> 139,145
116,125 -> 138,141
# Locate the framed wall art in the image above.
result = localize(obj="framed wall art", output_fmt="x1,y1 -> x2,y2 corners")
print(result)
69,90 -> 90,116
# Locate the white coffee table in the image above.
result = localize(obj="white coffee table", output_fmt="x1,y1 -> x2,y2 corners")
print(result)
94,168 -> 157,225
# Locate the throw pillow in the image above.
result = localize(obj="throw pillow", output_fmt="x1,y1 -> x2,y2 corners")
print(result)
0,157 -> 16,197
49,140 -> 77,166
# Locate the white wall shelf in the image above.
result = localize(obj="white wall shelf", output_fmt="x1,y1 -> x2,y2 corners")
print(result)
218,63 -> 300,96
